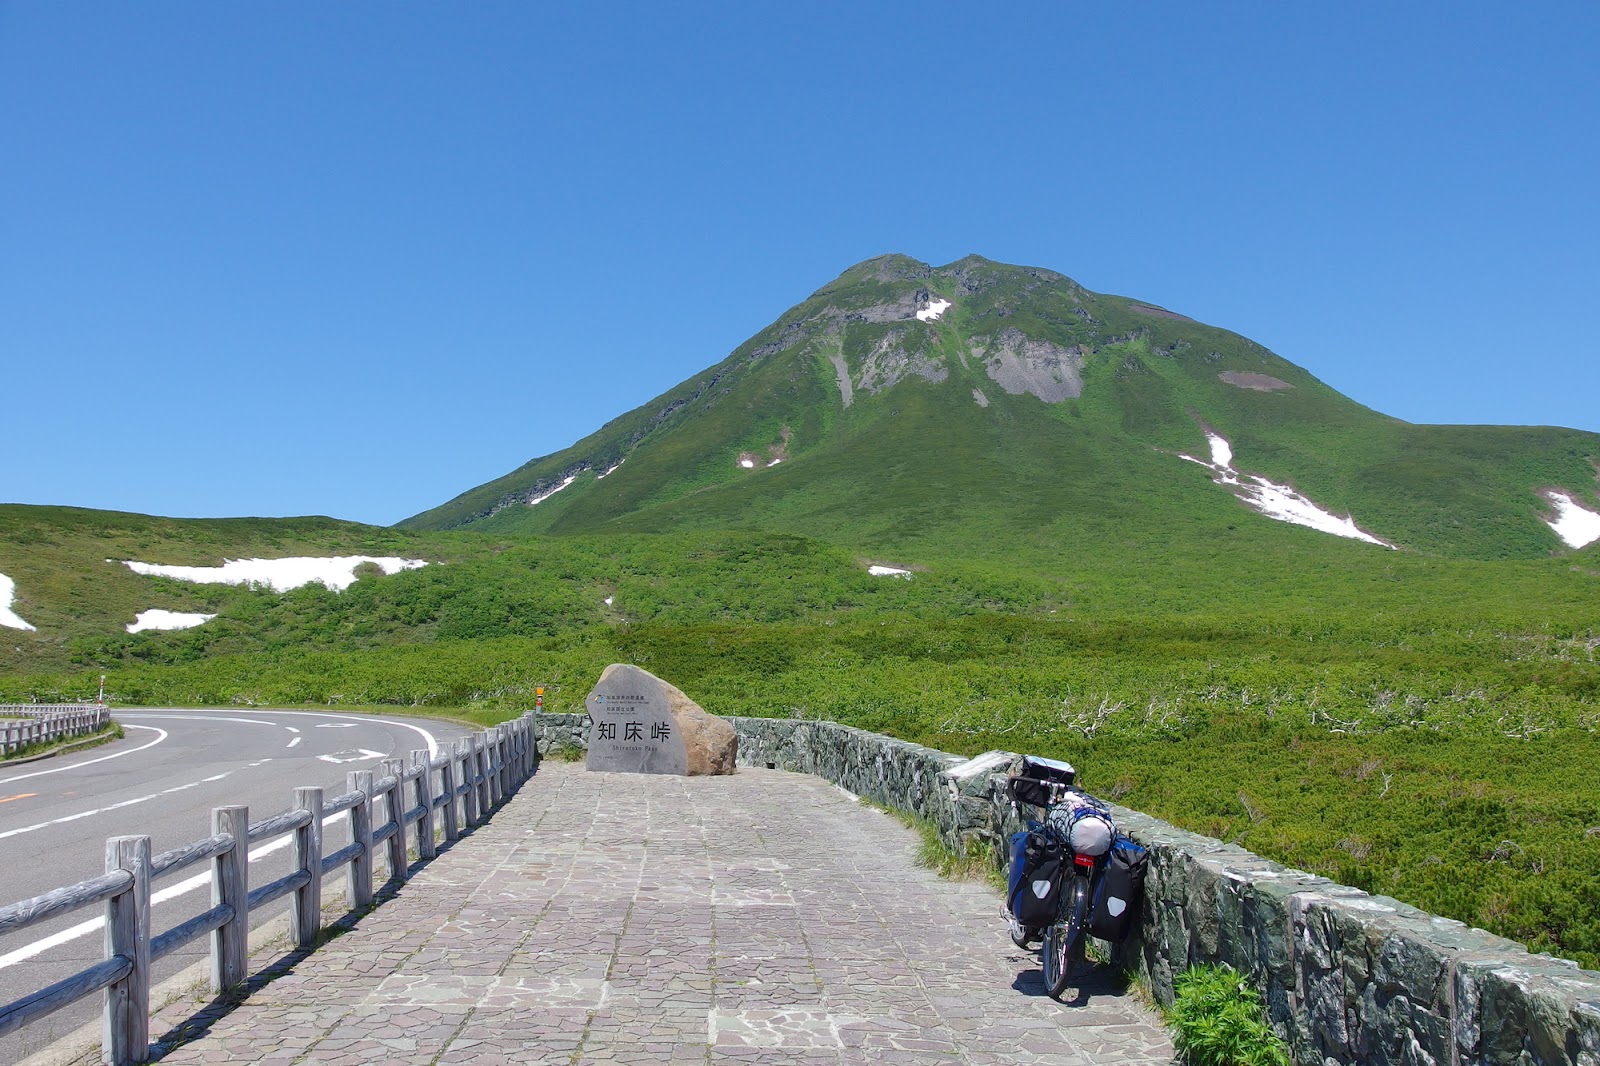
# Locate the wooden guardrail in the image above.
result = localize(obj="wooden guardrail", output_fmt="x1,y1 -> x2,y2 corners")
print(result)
0,705 -> 110,756
0,712 -> 536,1066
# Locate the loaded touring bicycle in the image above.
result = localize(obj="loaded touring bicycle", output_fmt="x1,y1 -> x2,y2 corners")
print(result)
1004,755 -> 1148,1000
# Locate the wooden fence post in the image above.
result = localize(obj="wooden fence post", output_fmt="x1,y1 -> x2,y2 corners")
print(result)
507,719 -> 521,783
211,805 -> 249,992
509,718 -> 522,781
439,743 -> 459,843
381,759 -> 407,881
411,749 -> 436,860
492,726 -> 505,793
103,835 -> 151,1065
291,787 -> 323,949
460,739 -> 479,828
347,770 -> 374,909
486,728 -> 503,808
475,734 -> 491,817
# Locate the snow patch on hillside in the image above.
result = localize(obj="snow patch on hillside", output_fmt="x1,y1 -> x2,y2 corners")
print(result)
1181,432 -> 1394,548
916,298 -> 952,322
1206,433 -> 1233,469
1544,491 -> 1600,549
0,574 -> 36,631
868,565 -> 912,578
528,474 -> 578,506
128,609 -> 216,633
122,556 -> 428,593
739,458 -> 756,469
596,459 -> 625,479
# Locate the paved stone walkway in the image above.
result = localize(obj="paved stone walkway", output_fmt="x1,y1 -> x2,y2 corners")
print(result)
145,762 -> 1175,1064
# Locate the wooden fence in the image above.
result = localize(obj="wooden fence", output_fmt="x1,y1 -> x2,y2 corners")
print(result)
0,712 -> 537,1065
0,704 -> 110,756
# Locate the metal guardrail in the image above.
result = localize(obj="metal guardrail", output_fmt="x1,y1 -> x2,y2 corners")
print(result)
0,705 -> 110,756
0,712 -> 537,1065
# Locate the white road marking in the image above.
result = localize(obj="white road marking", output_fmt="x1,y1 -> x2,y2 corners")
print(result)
285,727 -> 300,733
120,714 -> 281,728
317,748 -> 386,765
287,736 -> 302,748
231,710 -> 446,759
0,772 -> 233,842
0,726 -> 169,786
316,723 -> 356,729
0,811 -> 351,971
121,708 -> 446,757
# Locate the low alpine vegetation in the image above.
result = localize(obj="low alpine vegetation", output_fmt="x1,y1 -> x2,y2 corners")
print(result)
1169,964 -> 1290,1066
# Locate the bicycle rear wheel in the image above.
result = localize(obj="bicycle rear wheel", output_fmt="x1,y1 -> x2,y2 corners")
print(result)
1043,877 -> 1090,1001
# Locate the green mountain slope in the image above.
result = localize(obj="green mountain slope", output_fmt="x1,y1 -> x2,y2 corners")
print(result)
402,255 -> 1600,563
0,505 -> 444,674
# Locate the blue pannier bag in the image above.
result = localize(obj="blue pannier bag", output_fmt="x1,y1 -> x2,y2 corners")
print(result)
1089,836 -> 1148,942
1007,829 -> 1065,929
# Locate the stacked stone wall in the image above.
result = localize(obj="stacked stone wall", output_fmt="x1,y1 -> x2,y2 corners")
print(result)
530,712 -> 1600,1065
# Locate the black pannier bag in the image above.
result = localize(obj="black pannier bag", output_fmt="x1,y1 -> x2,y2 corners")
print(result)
1089,836 -> 1149,941
1007,830 -> 1066,928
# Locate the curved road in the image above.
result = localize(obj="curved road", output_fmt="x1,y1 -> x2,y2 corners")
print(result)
0,707 -> 481,1064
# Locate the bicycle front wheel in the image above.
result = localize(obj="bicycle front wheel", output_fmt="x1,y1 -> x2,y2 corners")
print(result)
1043,876 -> 1090,1001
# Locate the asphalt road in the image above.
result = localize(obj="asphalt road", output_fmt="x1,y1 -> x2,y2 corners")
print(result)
0,707 -> 480,1064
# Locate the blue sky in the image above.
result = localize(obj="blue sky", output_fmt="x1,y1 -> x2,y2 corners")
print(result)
4,2 -> 1597,526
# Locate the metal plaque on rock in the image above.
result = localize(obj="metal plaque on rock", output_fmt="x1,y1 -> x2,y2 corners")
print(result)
585,665 -> 689,775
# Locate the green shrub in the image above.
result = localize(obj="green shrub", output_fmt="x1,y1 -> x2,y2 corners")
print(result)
1169,964 -> 1290,1066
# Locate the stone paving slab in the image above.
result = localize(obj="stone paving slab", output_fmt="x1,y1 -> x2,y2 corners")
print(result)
143,762 -> 1176,1064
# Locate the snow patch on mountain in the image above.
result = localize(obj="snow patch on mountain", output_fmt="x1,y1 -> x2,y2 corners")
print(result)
916,297 -> 952,322
122,556 -> 429,593
529,474 -> 578,507
1543,491 -> 1600,549
128,609 -> 216,633
739,458 -> 756,469
868,564 -> 912,578
596,459 -> 625,479
1181,432 -> 1394,548
0,574 -> 36,631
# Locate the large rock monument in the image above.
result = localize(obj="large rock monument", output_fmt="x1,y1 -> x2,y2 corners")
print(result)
584,663 -> 738,775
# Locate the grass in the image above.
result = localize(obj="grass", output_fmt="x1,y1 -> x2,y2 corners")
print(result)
860,798 -> 1006,890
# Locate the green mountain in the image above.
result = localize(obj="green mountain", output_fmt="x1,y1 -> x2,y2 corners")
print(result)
402,254 -> 1600,563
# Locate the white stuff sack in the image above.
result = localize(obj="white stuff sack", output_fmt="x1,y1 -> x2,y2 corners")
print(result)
1049,793 -> 1116,857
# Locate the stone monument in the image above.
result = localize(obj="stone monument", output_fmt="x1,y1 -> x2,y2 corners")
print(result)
585,663 -> 737,775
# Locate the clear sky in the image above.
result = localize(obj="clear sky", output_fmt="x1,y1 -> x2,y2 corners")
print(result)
4,2 -> 1597,526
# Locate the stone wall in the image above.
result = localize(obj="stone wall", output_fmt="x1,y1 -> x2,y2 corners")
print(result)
530,712 -> 1600,1066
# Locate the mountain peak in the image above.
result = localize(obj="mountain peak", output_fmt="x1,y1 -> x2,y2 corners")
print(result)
401,255 -> 1600,562
839,253 -> 932,284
